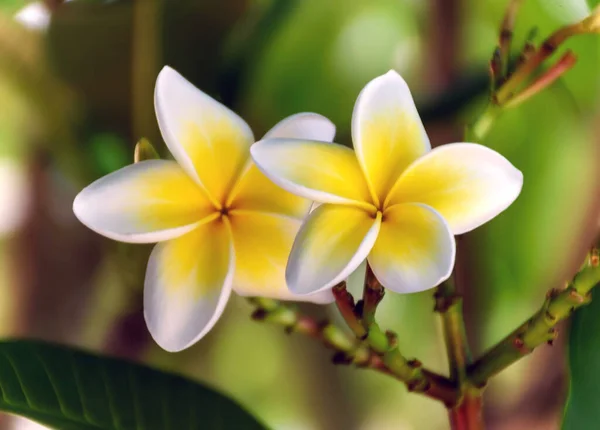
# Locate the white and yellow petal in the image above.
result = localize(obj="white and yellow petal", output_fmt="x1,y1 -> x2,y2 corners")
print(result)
352,70 -> 430,206
155,66 -> 254,206
144,218 -> 234,352
229,211 -> 333,304
263,112 -> 336,141
386,143 -> 523,234
73,160 -> 216,243
227,163 -> 312,219
286,205 -> 381,295
226,113 -> 335,219
251,139 -> 374,210
368,203 -> 455,293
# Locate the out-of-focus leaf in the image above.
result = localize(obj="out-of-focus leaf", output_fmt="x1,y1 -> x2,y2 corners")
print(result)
0,339 -> 266,430
563,288 -> 600,429
88,133 -> 129,176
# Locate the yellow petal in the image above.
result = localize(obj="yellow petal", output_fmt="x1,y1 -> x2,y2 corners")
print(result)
73,160 -> 216,243
155,66 -> 254,207
229,211 -> 333,304
144,217 -> 233,352
369,203 -> 455,293
386,143 -> 523,234
251,139 -> 375,211
352,70 -> 430,206
286,205 -> 381,295
227,163 -> 311,219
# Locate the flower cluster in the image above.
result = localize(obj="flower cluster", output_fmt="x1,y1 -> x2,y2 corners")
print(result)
74,67 -> 522,352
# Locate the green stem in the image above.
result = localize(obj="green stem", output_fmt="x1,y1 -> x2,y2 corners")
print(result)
328,285 -> 460,405
466,105 -> 500,143
435,279 -> 472,384
467,264 -> 600,387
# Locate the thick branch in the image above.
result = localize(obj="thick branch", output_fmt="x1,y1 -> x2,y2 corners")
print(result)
262,288 -> 461,405
467,264 -> 600,386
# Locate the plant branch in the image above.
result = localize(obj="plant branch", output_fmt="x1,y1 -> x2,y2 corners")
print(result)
467,263 -> 600,387
435,278 -> 472,385
495,13 -> 600,105
332,282 -> 367,338
498,0 -> 525,78
504,50 -> 577,109
361,265 -> 385,328
296,282 -> 460,407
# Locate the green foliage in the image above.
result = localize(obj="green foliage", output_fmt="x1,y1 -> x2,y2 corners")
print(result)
563,289 -> 600,428
0,340 -> 266,430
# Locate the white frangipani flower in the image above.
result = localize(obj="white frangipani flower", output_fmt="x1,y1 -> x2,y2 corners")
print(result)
251,70 -> 523,296
74,66 -> 335,352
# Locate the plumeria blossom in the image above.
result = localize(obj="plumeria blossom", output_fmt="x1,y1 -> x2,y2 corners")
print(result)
73,66 -> 335,352
251,70 -> 523,296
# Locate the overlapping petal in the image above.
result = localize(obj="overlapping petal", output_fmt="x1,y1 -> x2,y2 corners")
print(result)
144,218 -> 233,352
386,143 -> 523,234
286,205 -> 381,295
155,66 -> 254,206
263,112 -> 336,141
73,160 -> 216,243
227,113 -> 335,219
352,70 -> 430,205
251,139 -> 374,209
368,203 -> 455,293
229,211 -> 333,303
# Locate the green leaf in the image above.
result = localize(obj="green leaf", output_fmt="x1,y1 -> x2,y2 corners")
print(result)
0,339 -> 266,430
563,288 -> 600,428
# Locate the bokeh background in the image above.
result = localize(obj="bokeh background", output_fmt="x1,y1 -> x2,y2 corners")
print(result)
1,0 -> 600,429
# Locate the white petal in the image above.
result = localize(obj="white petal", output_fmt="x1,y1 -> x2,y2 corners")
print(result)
155,66 -> 254,205
251,139 -> 374,210
352,70 -> 430,205
73,160 -> 215,243
386,143 -> 524,234
286,205 -> 381,295
369,203 -> 455,293
264,113 -> 336,141
144,218 -> 234,352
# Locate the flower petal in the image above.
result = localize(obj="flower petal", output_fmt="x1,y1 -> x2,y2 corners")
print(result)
73,160 -> 215,244
286,205 -> 381,295
155,66 -> 254,206
368,203 -> 455,293
144,218 -> 233,352
226,113 -> 335,219
229,211 -> 333,304
386,143 -> 523,234
263,112 -> 336,141
352,70 -> 430,205
251,139 -> 374,210
227,163 -> 311,219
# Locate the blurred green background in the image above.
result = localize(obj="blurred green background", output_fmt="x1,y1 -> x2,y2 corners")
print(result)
1,0 -> 600,429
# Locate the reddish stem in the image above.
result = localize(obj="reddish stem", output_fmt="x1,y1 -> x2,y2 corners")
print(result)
332,282 -> 367,338
449,394 -> 484,430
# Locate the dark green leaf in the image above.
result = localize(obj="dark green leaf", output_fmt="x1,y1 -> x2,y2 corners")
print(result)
563,288 -> 600,428
0,339 -> 266,430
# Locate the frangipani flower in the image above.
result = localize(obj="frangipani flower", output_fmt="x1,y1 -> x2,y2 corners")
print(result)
251,70 -> 523,296
73,66 -> 335,352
